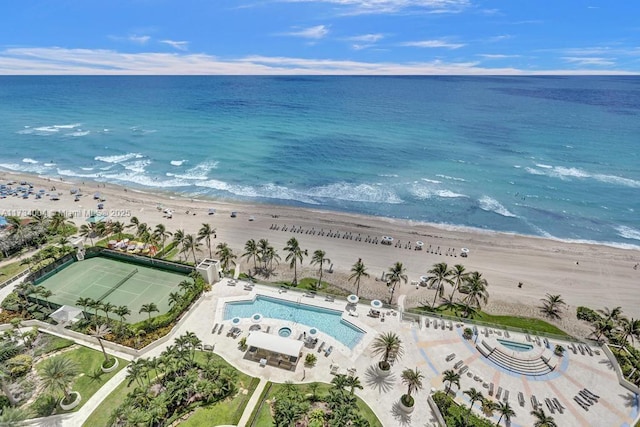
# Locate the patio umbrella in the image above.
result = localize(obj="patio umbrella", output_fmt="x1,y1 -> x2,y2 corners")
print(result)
347,294 -> 359,304
251,313 -> 263,323
371,300 -> 383,309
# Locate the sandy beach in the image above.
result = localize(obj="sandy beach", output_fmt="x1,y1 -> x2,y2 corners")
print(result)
2,171 -> 639,334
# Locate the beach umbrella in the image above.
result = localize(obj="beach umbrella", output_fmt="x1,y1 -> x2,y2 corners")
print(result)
416,241 -> 424,248
308,327 -> 319,338
251,313 -> 263,323
371,300 -> 383,309
347,294 -> 359,304
461,248 -> 470,253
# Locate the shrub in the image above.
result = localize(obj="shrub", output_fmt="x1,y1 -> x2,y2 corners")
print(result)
401,394 -> 414,407
463,328 -> 473,340
577,306 -> 601,323
32,394 -> 58,417
238,337 -> 248,351
305,353 -> 317,367
6,354 -> 33,378
554,344 -> 565,356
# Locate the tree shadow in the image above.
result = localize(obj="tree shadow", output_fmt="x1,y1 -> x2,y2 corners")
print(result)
364,365 -> 396,393
598,358 -> 614,370
391,401 -> 412,426
620,392 -> 639,408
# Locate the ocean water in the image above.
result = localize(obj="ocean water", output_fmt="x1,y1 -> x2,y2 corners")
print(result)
0,76 -> 639,247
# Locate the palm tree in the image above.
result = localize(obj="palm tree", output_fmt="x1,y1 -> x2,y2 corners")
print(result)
114,305 -> 131,330
349,259 -> 369,297
481,399 -> 497,417
345,376 -> 363,395
75,297 -> 91,315
539,294 -> 566,319
87,298 -> 101,324
110,221 -> 124,240
168,292 -> 182,311
172,229 -> 186,260
464,387 -> 484,420
310,249 -> 330,290
40,357 -> 79,403
243,239 -> 260,275
90,324 -> 112,364
101,301 -> 115,325
331,373 -> 349,394
599,306 -> 624,324
427,262 -> 453,308
530,408 -> 557,427
153,223 -> 172,251
139,303 -> 159,321
590,317 -> 614,341
197,223 -> 216,258
216,242 -> 237,273
401,367 -> 424,406
442,369 -> 461,394
35,286 -> 53,310
461,271 -> 489,316
495,401 -> 516,426
284,238 -> 307,285
182,234 -> 201,264
50,211 -> 71,236
126,216 -> 140,230
371,332 -> 404,370
385,261 -> 407,304
449,264 -> 468,301
79,224 -> 95,245
619,317 -> 640,345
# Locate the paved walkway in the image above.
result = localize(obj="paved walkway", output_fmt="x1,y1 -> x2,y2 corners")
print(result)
236,378 -> 268,427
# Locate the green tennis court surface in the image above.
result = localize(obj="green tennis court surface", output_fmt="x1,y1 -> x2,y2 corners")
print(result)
37,257 -> 191,324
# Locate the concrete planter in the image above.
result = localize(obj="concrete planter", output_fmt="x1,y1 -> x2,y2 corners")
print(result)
60,391 -> 81,410
376,362 -> 391,377
399,395 -> 415,413
101,357 -> 119,373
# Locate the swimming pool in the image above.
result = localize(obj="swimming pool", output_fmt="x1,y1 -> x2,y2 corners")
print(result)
497,338 -> 534,352
224,295 -> 365,348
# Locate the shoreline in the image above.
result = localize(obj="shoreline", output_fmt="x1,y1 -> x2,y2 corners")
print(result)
2,169 -> 639,324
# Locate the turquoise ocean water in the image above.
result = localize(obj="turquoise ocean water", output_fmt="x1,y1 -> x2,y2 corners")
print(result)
0,76 -> 638,247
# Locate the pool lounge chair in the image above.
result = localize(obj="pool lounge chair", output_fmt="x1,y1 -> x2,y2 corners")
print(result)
212,323 -> 219,334
330,364 -> 340,375
503,390 -> 509,402
454,360 -> 464,370
317,341 -> 326,353
324,346 -> 333,357
445,353 -> 456,362
496,387 -> 503,400
265,326 -> 271,333
531,395 -> 539,410
488,383 -> 494,396
459,365 -> 468,374
518,391 -> 525,406
325,295 -> 334,302
217,325 -> 224,335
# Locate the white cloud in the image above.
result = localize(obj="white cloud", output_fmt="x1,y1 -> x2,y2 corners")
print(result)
281,0 -> 470,15
477,54 -> 521,59
348,33 -> 385,43
0,47 -> 636,75
128,35 -> 151,45
563,57 -> 616,66
400,39 -> 465,49
160,40 -> 189,51
281,25 -> 329,39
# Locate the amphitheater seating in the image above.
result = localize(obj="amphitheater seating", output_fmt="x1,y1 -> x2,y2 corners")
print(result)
478,340 -> 555,376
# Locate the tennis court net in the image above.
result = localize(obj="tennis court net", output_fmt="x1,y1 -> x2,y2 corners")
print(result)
97,268 -> 138,302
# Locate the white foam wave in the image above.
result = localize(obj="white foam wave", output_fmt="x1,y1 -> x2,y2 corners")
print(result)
436,174 -> 466,182
81,167 -> 94,171
526,165 -> 640,188
54,123 -> 82,129
22,158 -> 38,164
309,183 -> 403,204
535,163 -> 552,169
122,159 -> 151,173
168,161 -> 218,180
378,174 -> 399,178
410,183 -> 466,200
94,153 -> 144,163
421,178 -> 442,184
44,163 -> 56,167
170,160 -> 186,166
56,169 -> 101,179
615,225 -> 640,241
67,130 -> 90,137
195,180 -> 319,204
0,162 -> 52,174
34,126 -> 59,133
478,196 -> 517,218
436,190 -> 467,198
101,172 -> 192,188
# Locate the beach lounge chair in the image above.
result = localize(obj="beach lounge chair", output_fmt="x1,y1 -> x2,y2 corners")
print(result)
317,341 -> 326,353
324,346 -> 333,357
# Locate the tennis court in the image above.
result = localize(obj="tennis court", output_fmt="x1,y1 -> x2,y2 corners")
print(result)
37,256 -> 191,324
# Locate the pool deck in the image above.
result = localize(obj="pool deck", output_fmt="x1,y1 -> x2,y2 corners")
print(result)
12,276 -> 638,427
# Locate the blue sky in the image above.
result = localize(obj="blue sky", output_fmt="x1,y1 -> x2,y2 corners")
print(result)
1,0 -> 638,74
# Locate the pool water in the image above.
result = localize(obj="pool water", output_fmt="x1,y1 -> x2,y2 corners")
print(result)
224,295 -> 365,348
497,338 -> 534,352
278,327 -> 292,337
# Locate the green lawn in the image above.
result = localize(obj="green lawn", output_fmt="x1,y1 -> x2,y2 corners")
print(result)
0,261 -> 28,280
276,277 -> 350,297
33,335 -> 75,357
247,382 -> 382,427
33,346 -> 127,414
82,377 -> 135,427
411,306 -> 570,337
